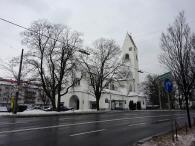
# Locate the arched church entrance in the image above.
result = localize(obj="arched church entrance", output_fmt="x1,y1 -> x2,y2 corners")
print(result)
69,95 -> 79,110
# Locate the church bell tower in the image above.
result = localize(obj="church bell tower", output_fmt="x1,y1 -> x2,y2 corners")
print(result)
121,33 -> 139,92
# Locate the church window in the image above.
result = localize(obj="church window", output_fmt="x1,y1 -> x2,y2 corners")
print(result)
129,84 -> 132,92
136,54 -> 138,61
125,54 -> 129,60
110,84 -> 115,90
129,47 -> 132,51
74,78 -> 80,86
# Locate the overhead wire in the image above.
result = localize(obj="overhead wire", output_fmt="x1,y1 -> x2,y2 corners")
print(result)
0,17 -> 154,74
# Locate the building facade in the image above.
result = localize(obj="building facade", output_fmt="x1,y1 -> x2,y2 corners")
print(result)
61,33 -> 146,110
0,78 -> 47,107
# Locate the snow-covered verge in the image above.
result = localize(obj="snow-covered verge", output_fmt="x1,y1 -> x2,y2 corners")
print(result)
137,127 -> 195,146
0,109 -> 99,117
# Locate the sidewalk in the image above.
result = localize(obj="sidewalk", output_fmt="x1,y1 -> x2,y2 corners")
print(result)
136,126 -> 195,146
0,109 -> 108,117
0,109 -> 132,117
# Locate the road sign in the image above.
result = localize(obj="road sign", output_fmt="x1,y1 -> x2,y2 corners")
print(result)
158,72 -> 172,81
164,79 -> 173,93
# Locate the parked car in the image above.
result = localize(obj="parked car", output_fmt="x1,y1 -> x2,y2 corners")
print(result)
18,105 -> 27,112
43,107 -> 53,111
60,106 -> 74,111
6,105 -> 27,112
43,105 -> 74,111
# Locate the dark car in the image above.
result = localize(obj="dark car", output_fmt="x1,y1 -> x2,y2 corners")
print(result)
6,105 -> 27,112
60,106 -> 74,111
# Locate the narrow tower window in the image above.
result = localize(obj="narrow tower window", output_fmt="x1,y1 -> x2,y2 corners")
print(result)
125,54 -> 129,60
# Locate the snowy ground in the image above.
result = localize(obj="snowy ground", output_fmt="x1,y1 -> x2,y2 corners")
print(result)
137,127 -> 195,146
0,109 -> 98,116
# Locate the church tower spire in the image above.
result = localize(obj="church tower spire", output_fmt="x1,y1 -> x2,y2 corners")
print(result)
121,33 -> 139,92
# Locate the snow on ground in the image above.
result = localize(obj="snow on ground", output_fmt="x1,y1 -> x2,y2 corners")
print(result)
0,109 -> 98,116
138,127 -> 195,146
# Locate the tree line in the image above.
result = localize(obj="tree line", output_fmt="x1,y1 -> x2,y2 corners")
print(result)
1,20 -> 124,111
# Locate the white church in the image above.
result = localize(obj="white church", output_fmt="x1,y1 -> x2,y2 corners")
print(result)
61,33 -> 146,110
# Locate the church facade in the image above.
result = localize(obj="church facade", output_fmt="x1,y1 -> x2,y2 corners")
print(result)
61,33 -> 146,110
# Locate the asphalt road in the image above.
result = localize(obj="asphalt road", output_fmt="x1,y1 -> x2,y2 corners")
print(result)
0,110 -> 194,146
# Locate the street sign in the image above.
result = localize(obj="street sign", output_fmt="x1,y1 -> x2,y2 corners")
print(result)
164,79 -> 173,93
158,72 -> 172,81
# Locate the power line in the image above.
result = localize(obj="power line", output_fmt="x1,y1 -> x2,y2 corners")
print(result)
0,17 -> 63,44
0,17 -> 90,56
0,17 -> 153,74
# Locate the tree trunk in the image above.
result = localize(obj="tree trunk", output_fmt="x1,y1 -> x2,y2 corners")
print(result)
185,94 -> 191,128
57,89 -> 61,112
51,98 -> 56,110
96,97 -> 100,111
178,96 -> 183,109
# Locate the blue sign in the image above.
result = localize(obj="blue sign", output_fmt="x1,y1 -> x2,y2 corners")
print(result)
164,79 -> 173,93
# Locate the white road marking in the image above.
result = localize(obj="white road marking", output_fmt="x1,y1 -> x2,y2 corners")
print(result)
0,114 -> 186,134
156,119 -> 170,123
176,117 -> 185,119
0,121 -> 32,126
128,122 -> 146,127
70,129 -> 105,136
59,118 -> 71,120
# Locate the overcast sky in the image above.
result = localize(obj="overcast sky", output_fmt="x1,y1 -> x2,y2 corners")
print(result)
0,0 -> 195,81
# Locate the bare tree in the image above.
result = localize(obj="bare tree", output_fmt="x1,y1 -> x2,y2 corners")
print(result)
143,74 -> 160,106
81,38 -> 122,110
0,57 -> 28,81
159,12 -> 195,128
142,74 -> 176,109
21,20 -> 83,111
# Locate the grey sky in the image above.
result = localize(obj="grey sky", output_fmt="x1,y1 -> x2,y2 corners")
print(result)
0,0 -> 195,81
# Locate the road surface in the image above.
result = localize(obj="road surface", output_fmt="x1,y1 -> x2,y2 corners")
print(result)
0,110 -> 193,146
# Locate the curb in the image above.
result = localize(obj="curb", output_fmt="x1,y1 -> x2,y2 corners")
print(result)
134,130 -> 172,146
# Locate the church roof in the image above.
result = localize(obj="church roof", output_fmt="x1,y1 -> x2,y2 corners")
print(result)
127,33 -> 137,49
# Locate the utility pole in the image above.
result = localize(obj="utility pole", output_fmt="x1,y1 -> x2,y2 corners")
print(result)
13,49 -> 24,114
158,81 -> 162,110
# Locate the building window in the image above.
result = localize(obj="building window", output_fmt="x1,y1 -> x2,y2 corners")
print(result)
73,78 -> 81,86
129,47 -> 132,51
125,54 -> 129,60
82,72 -> 87,78
110,84 -> 115,90
136,54 -> 138,61
105,83 -> 109,89
105,98 -> 109,103
126,71 -> 132,78
129,84 -> 132,92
